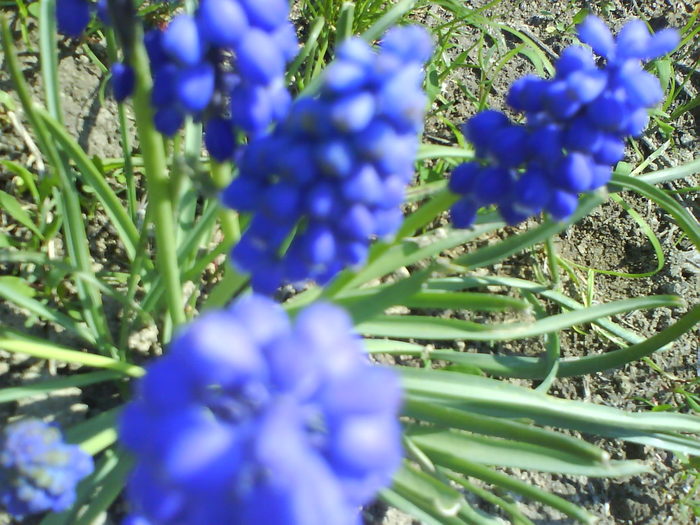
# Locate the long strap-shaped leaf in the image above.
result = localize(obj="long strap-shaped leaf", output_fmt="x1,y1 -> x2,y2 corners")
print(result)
611,172 -> 700,249
0,338 -> 143,377
426,304 -> 700,378
406,426 -> 648,477
401,367 -> 700,434
404,399 -> 607,462
2,15 -> 112,345
0,280 -> 99,347
357,295 -> 682,340
39,111 -> 139,259
0,371 -> 120,404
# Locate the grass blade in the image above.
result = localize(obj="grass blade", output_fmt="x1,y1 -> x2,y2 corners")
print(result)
357,295 -> 682,340
0,371 -> 121,404
39,111 -> 139,259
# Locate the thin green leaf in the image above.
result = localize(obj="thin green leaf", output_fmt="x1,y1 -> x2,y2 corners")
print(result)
416,143 -> 473,161
0,189 -> 43,238
454,192 -> 605,269
335,267 -> 433,324
0,281 -> 98,346
73,451 -> 132,525
0,275 -> 36,298
391,463 -> 472,525
403,399 -> 607,462
0,371 -> 122,404
361,0 -> 417,42
358,295 -> 682,340
1,160 -> 40,203
65,407 -> 121,455
380,489 -> 449,525
407,427 -> 647,477
38,110 -> 139,259
611,173 -> 700,249
427,304 -> 700,379
0,338 -> 144,378
341,223 -> 501,292
401,367 -> 700,435
420,450 -> 596,524
636,156 -> 700,186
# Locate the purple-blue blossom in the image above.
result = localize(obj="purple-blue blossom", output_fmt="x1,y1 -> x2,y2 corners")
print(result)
222,26 -> 433,293
449,16 -> 679,227
110,62 -> 135,102
56,0 -> 92,37
145,0 -> 298,145
0,419 -> 93,518
119,295 -> 403,525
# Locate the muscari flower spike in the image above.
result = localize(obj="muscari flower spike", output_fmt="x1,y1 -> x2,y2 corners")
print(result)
221,25 -> 433,293
448,16 -> 679,228
0,419 -> 93,519
143,0 -> 298,147
119,295 -> 402,525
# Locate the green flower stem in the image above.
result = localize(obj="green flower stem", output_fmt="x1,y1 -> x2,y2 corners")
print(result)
210,161 -> 241,242
198,161 -> 248,311
105,31 -> 138,223
544,236 -> 560,288
129,27 -> 185,329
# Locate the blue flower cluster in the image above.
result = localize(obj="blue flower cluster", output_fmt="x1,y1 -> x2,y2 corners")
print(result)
222,26 -> 433,293
0,419 -> 93,518
449,16 -> 679,228
144,0 -> 298,150
119,295 -> 403,525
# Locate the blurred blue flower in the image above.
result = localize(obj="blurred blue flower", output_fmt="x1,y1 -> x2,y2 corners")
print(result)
119,295 -> 403,525
0,419 -> 93,518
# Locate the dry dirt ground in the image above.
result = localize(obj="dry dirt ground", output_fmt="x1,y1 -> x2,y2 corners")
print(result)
1,0 -> 699,524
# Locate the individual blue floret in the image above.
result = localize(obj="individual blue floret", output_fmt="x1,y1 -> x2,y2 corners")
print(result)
119,295 -> 403,525
56,0 -> 92,37
449,15 -> 679,228
0,419 -> 93,519
222,26 -> 433,293
110,62 -> 135,102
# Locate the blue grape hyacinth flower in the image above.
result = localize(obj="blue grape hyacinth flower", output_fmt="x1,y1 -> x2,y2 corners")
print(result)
449,16 -> 679,228
144,0 -> 298,147
222,26 -> 433,293
0,419 -> 93,518
119,295 -> 403,525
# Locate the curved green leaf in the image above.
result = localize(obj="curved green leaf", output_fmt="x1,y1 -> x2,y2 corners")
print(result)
358,295 -> 682,340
